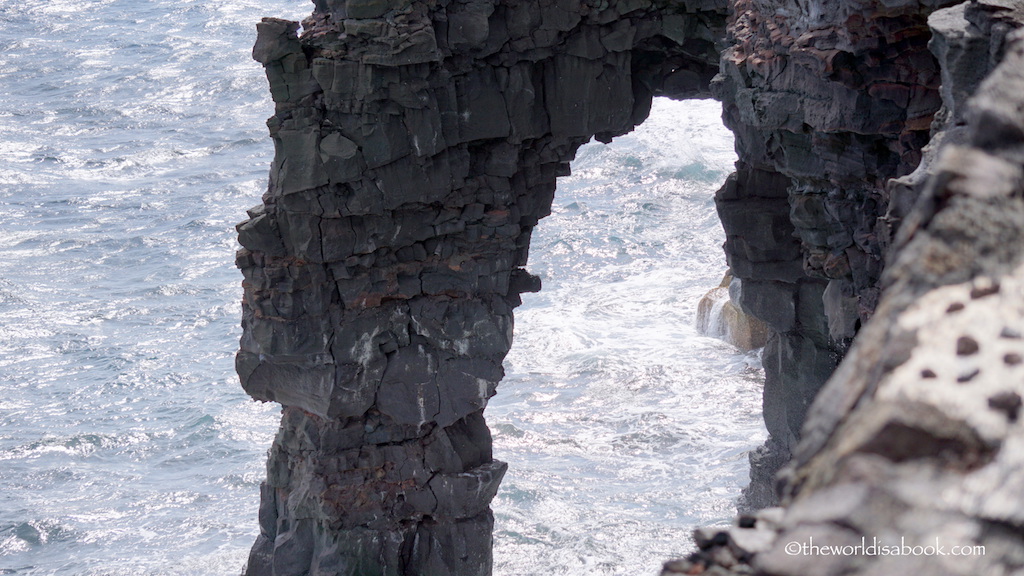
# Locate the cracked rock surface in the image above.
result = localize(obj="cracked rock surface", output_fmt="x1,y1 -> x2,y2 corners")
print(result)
237,0 -> 1024,574
665,3 -> 1024,575
238,1 -> 730,574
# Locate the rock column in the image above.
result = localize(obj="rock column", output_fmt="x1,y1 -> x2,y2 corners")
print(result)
236,2 -> 726,574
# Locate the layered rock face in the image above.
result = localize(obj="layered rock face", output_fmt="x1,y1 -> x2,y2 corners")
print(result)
236,2 -> 728,574
665,3 -> 1024,575
714,0 -> 973,508
773,6 -> 1024,573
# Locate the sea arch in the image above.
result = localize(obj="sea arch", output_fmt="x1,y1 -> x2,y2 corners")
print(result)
235,1 -> 942,573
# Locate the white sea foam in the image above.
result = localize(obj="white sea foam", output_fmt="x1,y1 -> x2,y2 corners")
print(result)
490,99 -> 764,575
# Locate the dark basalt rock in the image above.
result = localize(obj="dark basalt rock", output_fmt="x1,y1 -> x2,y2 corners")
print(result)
240,1 -> 732,574
663,3 -> 1024,575
238,0 -> 1024,574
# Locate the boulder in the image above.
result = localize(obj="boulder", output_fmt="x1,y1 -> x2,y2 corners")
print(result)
697,273 -> 771,351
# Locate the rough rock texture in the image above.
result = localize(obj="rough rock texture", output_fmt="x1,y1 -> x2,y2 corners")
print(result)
663,2 -> 1024,575
237,2 -> 729,574
238,0 -> 1024,573
770,12 -> 1024,576
662,508 -> 783,576
713,0 -> 980,509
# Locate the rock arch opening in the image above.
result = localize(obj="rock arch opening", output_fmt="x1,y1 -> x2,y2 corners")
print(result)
237,4 -> 748,574
487,97 -> 765,574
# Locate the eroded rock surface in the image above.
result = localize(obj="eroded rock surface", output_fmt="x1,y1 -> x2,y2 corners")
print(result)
237,0 -> 1024,574
714,0 -> 977,509
237,2 -> 729,574
664,3 -> 1024,575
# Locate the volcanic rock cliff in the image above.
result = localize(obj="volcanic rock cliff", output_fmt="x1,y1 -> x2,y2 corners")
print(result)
234,0 -> 1024,574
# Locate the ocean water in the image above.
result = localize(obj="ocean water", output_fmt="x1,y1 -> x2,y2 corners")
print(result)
0,2 -> 764,575
490,101 -> 765,576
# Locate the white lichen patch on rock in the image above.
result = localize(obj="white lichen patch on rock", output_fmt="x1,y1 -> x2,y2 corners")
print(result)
882,266 -> 1024,444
